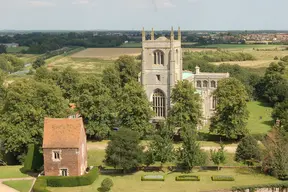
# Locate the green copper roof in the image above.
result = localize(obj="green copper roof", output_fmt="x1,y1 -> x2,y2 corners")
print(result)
182,71 -> 194,79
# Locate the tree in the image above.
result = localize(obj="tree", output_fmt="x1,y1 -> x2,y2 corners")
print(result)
210,143 -> 225,170
0,79 -> 69,157
210,78 -> 249,139
0,54 -> 24,73
118,80 -> 153,138
102,66 -> 122,99
272,100 -> 288,132
177,125 -> 206,171
235,135 -> 261,165
115,55 -> 140,87
76,75 -> 115,140
32,58 -> 45,69
262,127 -> 288,180
147,123 -> 174,166
105,128 -> 143,172
168,80 -> 202,130
0,45 -> 7,54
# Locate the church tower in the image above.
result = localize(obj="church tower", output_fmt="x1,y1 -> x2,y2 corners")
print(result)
141,27 -> 182,119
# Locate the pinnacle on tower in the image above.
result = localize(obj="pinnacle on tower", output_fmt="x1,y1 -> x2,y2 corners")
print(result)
151,28 -> 154,40
170,26 -> 174,40
178,27 -> 181,41
142,27 -> 145,41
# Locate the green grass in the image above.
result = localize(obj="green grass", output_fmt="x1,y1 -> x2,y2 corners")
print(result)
88,150 -> 106,166
120,42 -> 142,48
7,46 -> 29,53
2,180 -> 33,192
47,168 -> 281,192
0,166 -> 30,179
246,101 -> 273,134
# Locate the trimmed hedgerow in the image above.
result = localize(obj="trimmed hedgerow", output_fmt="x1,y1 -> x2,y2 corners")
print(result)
23,144 -> 43,172
33,177 -> 50,192
141,175 -> 165,181
211,175 -> 235,181
175,175 -> 200,181
46,167 -> 99,187
232,182 -> 288,192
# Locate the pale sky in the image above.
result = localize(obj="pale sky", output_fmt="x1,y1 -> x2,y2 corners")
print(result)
0,0 -> 287,30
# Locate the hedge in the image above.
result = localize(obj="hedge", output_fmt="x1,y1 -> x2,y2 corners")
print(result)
46,167 -> 99,187
232,182 -> 288,192
141,175 -> 165,181
211,175 -> 235,181
32,167 -> 98,191
175,175 -> 200,181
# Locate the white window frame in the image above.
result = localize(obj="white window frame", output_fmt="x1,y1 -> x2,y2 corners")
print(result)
52,150 -> 61,161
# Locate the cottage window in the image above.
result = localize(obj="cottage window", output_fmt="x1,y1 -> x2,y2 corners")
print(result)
60,168 -> 68,176
52,150 -> 61,161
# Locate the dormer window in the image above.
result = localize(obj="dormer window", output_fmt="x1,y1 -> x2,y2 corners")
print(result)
153,50 -> 164,65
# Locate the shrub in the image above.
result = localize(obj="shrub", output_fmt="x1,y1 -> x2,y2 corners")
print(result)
46,167 -> 98,187
33,177 -> 50,192
274,56 -> 279,60
100,178 -> 114,191
141,175 -> 165,181
211,175 -> 235,181
235,135 -> 261,164
232,182 -> 288,192
175,175 -> 200,181
23,144 -> 43,172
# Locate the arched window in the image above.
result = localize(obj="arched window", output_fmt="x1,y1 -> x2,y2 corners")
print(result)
153,89 -> 166,117
212,96 -> 217,109
211,80 -> 216,88
203,80 -> 208,87
197,80 -> 202,88
153,50 -> 164,65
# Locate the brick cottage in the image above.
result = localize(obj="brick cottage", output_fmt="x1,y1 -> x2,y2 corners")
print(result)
43,118 -> 87,176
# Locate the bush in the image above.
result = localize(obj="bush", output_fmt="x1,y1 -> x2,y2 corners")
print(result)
23,144 -> 43,172
33,177 -> 50,192
141,175 -> 165,181
232,182 -> 288,192
235,135 -> 261,164
101,178 -> 114,191
175,175 -> 200,181
46,167 -> 98,187
274,56 -> 279,60
211,175 -> 235,181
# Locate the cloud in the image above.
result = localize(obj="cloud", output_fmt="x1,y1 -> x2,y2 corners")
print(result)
154,0 -> 175,8
72,0 -> 90,5
28,1 -> 56,7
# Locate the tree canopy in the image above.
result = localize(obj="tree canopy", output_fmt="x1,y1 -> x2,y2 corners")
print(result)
210,78 -> 249,139
235,135 -> 261,164
0,54 -> 24,73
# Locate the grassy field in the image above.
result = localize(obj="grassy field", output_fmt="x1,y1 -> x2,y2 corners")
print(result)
0,166 -> 29,179
7,46 -> 29,53
47,168 -> 281,192
2,180 -> 33,192
47,57 -> 114,74
246,101 -> 273,134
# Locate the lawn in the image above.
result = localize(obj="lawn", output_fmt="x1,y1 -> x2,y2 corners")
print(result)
7,46 -> 29,53
2,180 -> 33,192
246,101 -> 273,134
47,168 -> 281,192
0,166 -> 30,179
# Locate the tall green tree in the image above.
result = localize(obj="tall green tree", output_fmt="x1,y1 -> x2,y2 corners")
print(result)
210,78 -> 249,139
147,123 -> 174,166
177,125 -> 206,171
0,79 -> 69,156
105,128 -> 143,172
32,58 -> 45,69
210,143 -> 226,170
102,66 -> 122,99
272,100 -> 288,132
235,135 -> 261,165
168,80 -> 202,130
76,75 -> 115,140
118,80 -> 153,138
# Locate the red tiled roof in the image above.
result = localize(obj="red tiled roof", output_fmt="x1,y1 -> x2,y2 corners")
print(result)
43,118 -> 84,149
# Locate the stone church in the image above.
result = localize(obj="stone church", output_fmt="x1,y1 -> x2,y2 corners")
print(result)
140,27 -> 229,123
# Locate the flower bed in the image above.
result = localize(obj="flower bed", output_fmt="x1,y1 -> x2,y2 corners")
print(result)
141,175 -> 165,181
211,175 -> 235,181
175,175 -> 200,181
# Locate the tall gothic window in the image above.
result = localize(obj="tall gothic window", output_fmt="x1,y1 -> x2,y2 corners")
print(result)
153,89 -> 166,117
211,80 -> 216,88
203,80 -> 208,87
212,96 -> 217,109
153,50 -> 164,65
197,80 -> 202,88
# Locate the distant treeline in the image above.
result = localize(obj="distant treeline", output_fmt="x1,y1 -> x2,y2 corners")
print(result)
0,32 -> 127,54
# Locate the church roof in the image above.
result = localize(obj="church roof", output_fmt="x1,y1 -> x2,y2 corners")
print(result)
43,118 -> 84,149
